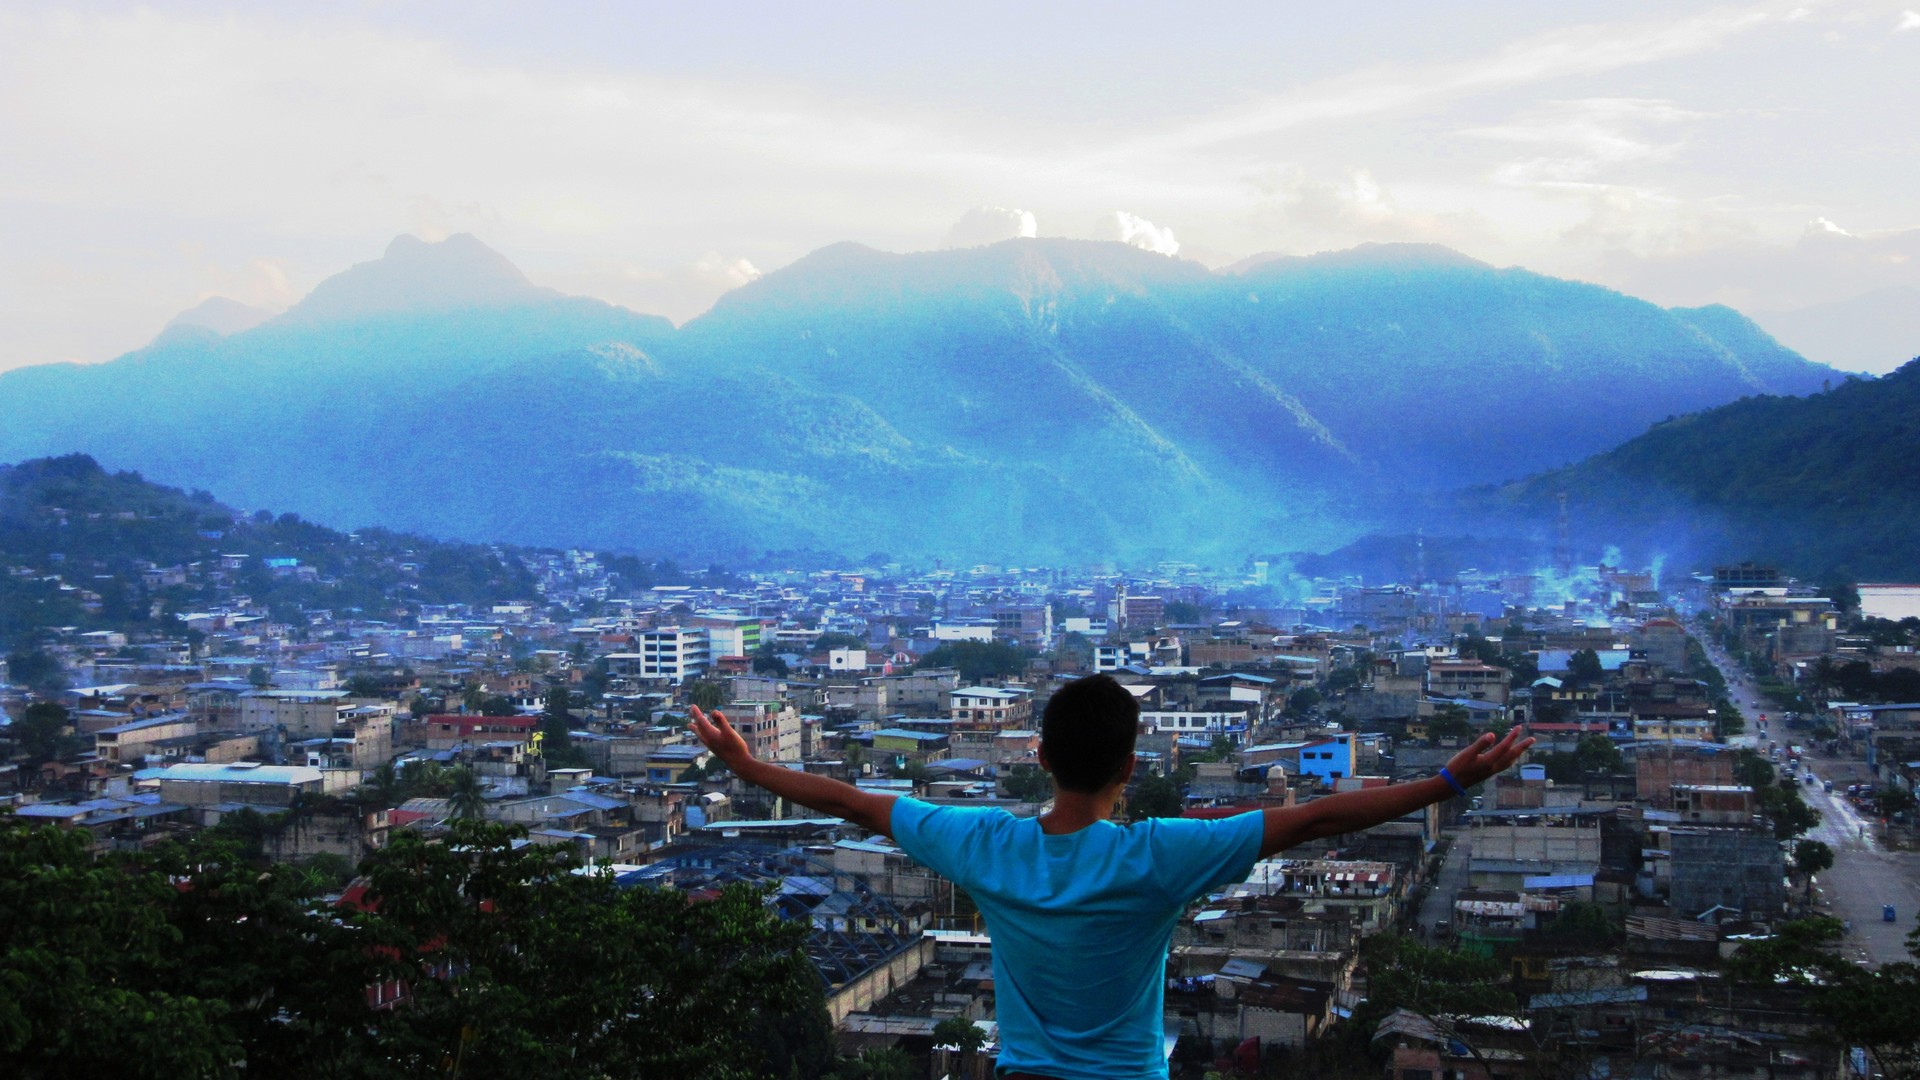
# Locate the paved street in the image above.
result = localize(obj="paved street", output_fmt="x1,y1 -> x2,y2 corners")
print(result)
1418,833 -> 1471,941
1804,778 -> 1920,966
1692,621 -> 1920,966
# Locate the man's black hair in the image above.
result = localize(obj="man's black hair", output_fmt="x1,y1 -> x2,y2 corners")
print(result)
1041,673 -> 1140,793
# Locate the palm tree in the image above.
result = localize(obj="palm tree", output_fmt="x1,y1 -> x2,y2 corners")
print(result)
360,762 -> 401,809
447,765 -> 488,821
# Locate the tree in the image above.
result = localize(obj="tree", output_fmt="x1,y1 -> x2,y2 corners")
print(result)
1285,687 -> 1323,717
751,643 -> 790,677
1571,734 -> 1624,775
1128,773 -> 1185,821
5,648 -> 66,695
0,821 -> 242,1077
477,694 -> 518,717
1566,648 -> 1604,684
540,680 -> 584,767
1427,705 -> 1474,740
1793,839 -> 1835,905
915,639 -> 1035,683
932,1015 -> 987,1075
10,701 -> 82,765
1002,764 -> 1054,803
1730,917 -> 1920,1080
247,664 -> 273,688
360,761 -> 402,810
1760,783 -> 1821,840
344,673 -> 385,698
829,1046 -> 915,1080
446,765 -> 488,821
686,679 -> 727,711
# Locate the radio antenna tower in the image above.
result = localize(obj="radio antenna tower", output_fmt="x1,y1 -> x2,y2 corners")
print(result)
1554,492 -> 1573,578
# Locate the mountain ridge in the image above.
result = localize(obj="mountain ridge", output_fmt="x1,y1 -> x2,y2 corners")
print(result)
0,233 -> 1841,563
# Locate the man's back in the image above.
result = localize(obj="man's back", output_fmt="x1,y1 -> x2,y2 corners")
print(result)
892,799 -> 1261,1080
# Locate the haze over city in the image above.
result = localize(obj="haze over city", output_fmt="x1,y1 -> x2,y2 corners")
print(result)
4,0 -> 1919,375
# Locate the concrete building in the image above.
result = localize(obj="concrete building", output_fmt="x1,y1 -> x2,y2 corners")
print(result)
1667,828 -> 1785,919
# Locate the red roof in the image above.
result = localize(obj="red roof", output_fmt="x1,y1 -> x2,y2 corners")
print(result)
1182,804 -> 1264,820
425,713 -> 538,729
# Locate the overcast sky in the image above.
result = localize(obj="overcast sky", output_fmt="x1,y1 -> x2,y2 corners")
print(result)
3,1 -> 1917,373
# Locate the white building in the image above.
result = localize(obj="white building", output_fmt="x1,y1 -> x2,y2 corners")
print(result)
637,627 -> 711,684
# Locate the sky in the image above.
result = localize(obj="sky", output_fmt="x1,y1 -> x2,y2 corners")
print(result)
3,0 -> 1918,373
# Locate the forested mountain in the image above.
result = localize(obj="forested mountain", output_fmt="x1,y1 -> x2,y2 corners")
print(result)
0,454 -> 541,645
0,234 -> 1835,563
1460,359 -> 1920,578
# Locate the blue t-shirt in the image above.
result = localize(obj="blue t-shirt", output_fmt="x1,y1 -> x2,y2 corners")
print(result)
891,798 -> 1264,1080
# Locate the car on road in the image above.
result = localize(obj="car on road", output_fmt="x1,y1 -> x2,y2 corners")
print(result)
1826,780 -> 1835,793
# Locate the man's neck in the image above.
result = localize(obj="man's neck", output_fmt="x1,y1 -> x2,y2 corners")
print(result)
1040,786 -> 1122,834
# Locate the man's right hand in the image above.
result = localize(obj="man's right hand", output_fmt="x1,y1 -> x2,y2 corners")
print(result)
1444,727 -> 1534,788
690,706 -> 753,769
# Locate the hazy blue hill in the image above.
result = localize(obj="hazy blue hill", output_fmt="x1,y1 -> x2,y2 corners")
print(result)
0,233 -> 1841,562
0,453 -> 540,644
1464,360 -> 1920,577
1197,245 -> 1836,487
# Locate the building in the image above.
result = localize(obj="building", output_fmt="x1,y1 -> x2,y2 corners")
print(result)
728,700 -> 802,763
948,687 -> 1033,732
147,762 -> 326,809
424,713 -> 539,750
609,628 -> 713,684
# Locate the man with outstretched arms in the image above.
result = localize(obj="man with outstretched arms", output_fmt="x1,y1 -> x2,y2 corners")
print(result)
692,672 -> 1532,1080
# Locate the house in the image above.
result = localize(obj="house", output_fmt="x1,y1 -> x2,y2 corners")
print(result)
424,713 -> 538,750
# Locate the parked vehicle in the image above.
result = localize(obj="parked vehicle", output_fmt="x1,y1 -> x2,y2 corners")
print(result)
1825,780 -> 1835,793
1885,905 -> 1898,923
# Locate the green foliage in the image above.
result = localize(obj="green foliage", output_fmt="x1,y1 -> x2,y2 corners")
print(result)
1566,648 -> 1604,684
932,1015 -> 987,1057
1542,901 -> 1621,946
9,701 -> 83,766
1354,933 -> 1518,1034
0,454 -> 539,649
1001,764 -> 1054,803
914,639 -> 1035,683
1810,656 -> 1920,703
1538,734 -> 1625,782
5,649 -> 66,694
1427,705 -> 1474,740
0,816 -> 833,1079
445,766 -> 487,821
1285,687 -> 1323,716
1729,917 -> 1920,1080
811,632 -> 866,651
1128,773 -> 1185,821
477,695 -> 518,717
1759,781 -> 1822,841
686,680 -> 728,711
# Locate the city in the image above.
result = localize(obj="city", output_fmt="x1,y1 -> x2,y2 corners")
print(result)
6,481 -> 1920,1076
4,5 -> 1918,1079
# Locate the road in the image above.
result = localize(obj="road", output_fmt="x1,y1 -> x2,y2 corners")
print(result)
1693,621 -> 1920,965
1803,772 -> 1920,965
1418,834 -> 1471,941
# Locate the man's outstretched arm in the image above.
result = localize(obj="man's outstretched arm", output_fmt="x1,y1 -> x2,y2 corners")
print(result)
1257,728 -> 1533,858
690,706 -> 899,838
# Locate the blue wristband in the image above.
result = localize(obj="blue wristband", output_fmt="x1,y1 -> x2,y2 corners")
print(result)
1439,767 -> 1469,798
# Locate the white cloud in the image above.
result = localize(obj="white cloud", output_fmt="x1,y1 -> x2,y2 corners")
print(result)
1469,98 -> 1707,188
1106,211 -> 1179,255
1805,216 -> 1852,238
692,252 -> 763,289
1898,10 -> 1920,30
944,206 -> 1038,248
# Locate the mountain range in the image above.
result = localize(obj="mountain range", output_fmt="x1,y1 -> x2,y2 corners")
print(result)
0,234 -> 1838,564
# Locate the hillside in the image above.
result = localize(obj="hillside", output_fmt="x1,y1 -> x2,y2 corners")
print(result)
0,454 -> 542,647
1462,359 -> 1920,578
0,234 -> 1837,563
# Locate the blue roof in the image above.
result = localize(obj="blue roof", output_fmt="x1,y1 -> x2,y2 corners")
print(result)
1524,873 -> 1596,889
872,728 -> 948,743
